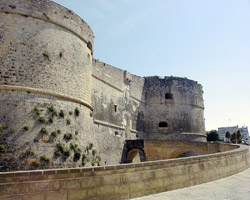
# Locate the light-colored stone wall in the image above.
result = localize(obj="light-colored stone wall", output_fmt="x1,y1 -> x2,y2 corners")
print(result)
92,60 -> 145,165
144,140 -> 238,161
0,89 -> 98,170
0,144 -> 249,200
143,76 -> 205,141
0,1 -> 93,104
0,0 -> 97,170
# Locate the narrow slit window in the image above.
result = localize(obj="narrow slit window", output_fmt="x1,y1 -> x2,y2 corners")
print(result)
159,122 -> 168,127
114,105 -> 117,112
87,42 -> 93,52
165,92 -> 173,99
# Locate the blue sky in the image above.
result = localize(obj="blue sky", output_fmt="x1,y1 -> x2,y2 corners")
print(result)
53,0 -> 250,131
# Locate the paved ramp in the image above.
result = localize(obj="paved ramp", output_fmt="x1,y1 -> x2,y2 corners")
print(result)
133,146 -> 250,200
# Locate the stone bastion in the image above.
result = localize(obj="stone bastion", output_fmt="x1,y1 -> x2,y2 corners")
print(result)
0,0 -> 98,170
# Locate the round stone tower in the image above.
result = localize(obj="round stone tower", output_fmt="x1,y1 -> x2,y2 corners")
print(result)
0,0 -> 98,170
144,76 -> 206,142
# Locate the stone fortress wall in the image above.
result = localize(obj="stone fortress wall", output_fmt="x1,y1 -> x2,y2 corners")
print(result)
0,1 -> 249,199
92,60 -> 206,165
0,0 -> 98,170
0,0 -> 206,170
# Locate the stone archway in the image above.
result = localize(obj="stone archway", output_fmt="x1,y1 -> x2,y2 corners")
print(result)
121,140 -> 146,163
127,149 -> 146,163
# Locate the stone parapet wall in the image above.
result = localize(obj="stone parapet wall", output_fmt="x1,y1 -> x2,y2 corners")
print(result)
0,144 -> 249,200
144,140 -> 239,160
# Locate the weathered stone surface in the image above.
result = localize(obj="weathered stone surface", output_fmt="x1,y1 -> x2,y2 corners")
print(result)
0,145 -> 249,200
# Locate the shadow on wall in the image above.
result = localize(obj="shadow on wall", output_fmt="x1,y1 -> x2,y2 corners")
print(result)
120,140 -> 146,163
169,150 -> 199,158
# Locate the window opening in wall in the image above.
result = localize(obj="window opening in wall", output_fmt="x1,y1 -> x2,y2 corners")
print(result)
87,42 -> 92,52
115,131 -> 119,136
114,105 -> 117,112
165,92 -> 173,99
159,122 -> 168,128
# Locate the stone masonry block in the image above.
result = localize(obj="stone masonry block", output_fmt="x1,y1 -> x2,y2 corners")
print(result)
68,189 -> 87,200
102,174 -> 121,185
29,181 -> 60,193
45,191 -> 67,200
60,179 -> 81,190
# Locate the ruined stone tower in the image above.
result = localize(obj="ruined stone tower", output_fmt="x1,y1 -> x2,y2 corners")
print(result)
0,0 -> 206,171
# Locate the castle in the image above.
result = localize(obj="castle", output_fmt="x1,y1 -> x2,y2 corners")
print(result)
0,0 -> 205,170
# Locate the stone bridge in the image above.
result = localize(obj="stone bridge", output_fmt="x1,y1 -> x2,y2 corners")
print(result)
122,139 -> 237,163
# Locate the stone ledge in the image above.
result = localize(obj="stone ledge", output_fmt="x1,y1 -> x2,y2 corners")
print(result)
0,85 -> 93,111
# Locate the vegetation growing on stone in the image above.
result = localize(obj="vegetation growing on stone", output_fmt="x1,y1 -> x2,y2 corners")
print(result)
86,143 -> 93,153
14,104 -> 18,107
23,126 -> 29,131
59,51 -> 63,58
74,107 -> 80,116
92,149 -> 97,156
19,152 -> 25,159
43,52 -> 50,59
75,131 -> 78,135
31,160 -> 40,168
47,105 -> 57,117
19,148 -> 35,159
0,124 -> 3,132
40,155 -> 50,164
64,133 -> 72,141
82,154 -> 87,166
37,116 -> 46,123
63,149 -> 71,158
54,143 -> 64,157
34,106 -> 41,116
66,119 -> 71,125
69,111 -> 73,115
40,127 -> 48,135
0,145 -> 6,153
54,143 -> 70,159
25,148 -> 34,156
51,131 -> 58,138
73,148 -> 81,162
48,117 -> 53,124
59,110 -> 65,118
70,143 -> 78,151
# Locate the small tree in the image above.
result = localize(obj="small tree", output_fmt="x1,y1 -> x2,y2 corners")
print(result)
231,132 -> 237,144
236,130 -> 242,144
207,130 -> 220,141
225,131 -> 231,143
